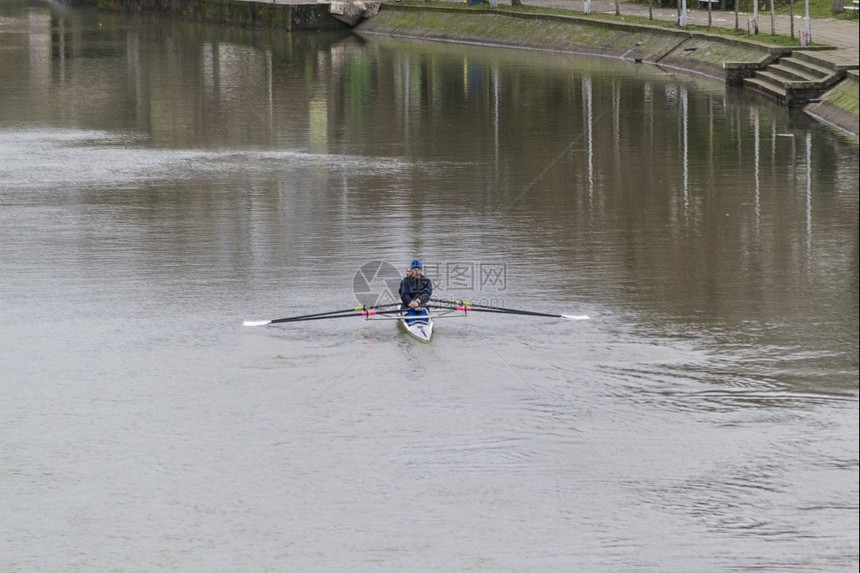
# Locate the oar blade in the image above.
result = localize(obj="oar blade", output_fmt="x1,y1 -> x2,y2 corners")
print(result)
561,314 -> 590,320
243,319 -> 273,327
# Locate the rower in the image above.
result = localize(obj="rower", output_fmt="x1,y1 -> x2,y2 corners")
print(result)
399,259 -> 433,324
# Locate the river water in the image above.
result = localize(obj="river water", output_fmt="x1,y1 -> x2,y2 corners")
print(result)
1,2 -> 857,572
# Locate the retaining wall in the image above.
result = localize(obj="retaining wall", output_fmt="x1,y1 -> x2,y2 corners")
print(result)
97,0 -> 350,31
355,4 -> 777,81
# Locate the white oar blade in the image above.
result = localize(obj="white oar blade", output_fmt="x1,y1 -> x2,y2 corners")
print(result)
561,314 -> 590,320
243,319 -> 272,327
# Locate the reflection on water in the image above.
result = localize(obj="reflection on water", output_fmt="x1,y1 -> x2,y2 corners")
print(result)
1,3 -> 857,572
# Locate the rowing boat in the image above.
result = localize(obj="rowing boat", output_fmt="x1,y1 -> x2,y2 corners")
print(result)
397,304 -> 433,343
243,299 -> 588,341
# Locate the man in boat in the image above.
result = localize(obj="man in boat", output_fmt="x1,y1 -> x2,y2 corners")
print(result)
399,259 -> 433,324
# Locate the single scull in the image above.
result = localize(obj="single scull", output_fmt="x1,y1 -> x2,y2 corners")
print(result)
243,299 -> 588,342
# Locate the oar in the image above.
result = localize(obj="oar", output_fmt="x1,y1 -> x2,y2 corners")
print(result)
430,299 -> 589,320
244,303 -> 401,327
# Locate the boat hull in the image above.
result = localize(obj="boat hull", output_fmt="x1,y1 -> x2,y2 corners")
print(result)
398,305 -> 433,342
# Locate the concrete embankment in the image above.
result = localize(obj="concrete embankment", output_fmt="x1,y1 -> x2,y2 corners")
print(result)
96,0 -> 350,31
355,4 -> 781,81
806,70 -> 860,136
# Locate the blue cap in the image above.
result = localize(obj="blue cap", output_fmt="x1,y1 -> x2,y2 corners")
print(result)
410,259 -> 422,270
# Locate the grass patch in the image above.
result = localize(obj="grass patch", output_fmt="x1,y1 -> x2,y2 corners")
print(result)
823,78 -> 860,113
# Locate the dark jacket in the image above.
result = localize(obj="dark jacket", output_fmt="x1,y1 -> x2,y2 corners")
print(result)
399,275 -> 433,307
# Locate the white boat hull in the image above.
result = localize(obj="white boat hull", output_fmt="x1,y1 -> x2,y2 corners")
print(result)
398,305 -> 433,342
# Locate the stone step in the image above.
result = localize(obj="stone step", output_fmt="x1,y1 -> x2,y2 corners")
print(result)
764,64 -> 813,83
779,56 -> 833,79
743,73 -> 831,108
791,50 -> 844,72
743,76 -> 788,103
755,65 -> 814,88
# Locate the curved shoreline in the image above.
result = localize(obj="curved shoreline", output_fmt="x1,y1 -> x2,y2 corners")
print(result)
355,3 -> 859,137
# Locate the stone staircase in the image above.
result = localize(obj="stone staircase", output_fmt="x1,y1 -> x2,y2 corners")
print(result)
743,51 -> 846,108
